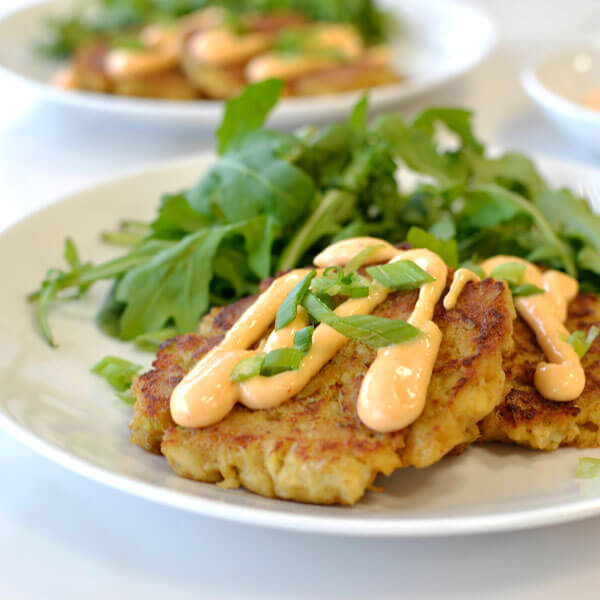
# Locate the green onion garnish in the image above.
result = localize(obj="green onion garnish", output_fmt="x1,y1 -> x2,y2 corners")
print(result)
576,457 -> 600,479
261,347 -> 304,376
275,270 -> 316,330
91,356 -> 142,404
302,292 -> 421,348
568,326 -> 600,359
293,325 -> 314,354
343,244 -> 384,274
366,260 -> 435,291
230,353 -> 266,382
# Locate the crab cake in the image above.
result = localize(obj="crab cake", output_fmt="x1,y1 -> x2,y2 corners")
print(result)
130,277 -> 514,505
479,292 -> 600,451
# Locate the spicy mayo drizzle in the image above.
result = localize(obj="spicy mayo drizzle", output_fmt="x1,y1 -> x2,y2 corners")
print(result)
479,256 -> 583,401
171,237 -> 447,432
315,238 -> 448,432
169,238 -> 585,434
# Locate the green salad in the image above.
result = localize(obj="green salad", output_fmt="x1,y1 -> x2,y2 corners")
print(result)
39,0 -> 389,58
31,78 -> 600,348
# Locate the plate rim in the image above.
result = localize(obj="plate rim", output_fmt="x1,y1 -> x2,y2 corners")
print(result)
0,0 -> 496,124
2,151 -> 600,538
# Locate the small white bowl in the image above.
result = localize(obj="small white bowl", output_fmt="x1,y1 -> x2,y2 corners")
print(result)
522,43 -> 600,150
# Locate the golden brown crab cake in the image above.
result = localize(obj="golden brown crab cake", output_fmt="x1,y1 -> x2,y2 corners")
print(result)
71,40 -> 113,93
130,277 -> 514,505
113,69 -> 199,100
479,293 -> 600,451
130,296 -> 256,453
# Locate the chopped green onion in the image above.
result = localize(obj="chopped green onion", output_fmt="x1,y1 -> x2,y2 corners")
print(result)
134,327 -> 177,352
91,355 -> 142,404
490,262 -> 526,286
311,273 -> 370,298
293,325 -> 314,354
568,326 -> 600,358
366,260 -> 435,291
64,238 -> 80,268
511,283 -> 544,298
576,457 -> 600,479
230,353 -> 265,382
323,266 -> 342,280
261,348 -> 304,376
343,244 -> 384,274
275,270 -> 316,330
302,292 -> 421,348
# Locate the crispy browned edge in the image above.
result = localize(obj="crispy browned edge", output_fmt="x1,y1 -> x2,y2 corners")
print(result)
478,292 -> 600,450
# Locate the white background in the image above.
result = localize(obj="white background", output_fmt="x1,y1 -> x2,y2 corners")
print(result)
2,1 -> 600,598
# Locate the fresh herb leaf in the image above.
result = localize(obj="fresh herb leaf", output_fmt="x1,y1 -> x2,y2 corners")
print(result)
91,355 -> 142,404
261,347 -> 304,376
134,327 -> 177,352
217,78 -> 284,154
189,129 -> 315,230
231,353 -> 266,382
576,457 -> 600,479
343,245 -> 383,274
460,260 -> 485,279
406,226 -> 459,268
490,262 -> 526,287
568,326 -> 600,358
275,270 -> 316,330
366,260 -> 434,290
294,325 -> 314,353
349,94 -> 369,137
511,283 -> 544,298
302,292 -> 421,348
36,270 -> 61,347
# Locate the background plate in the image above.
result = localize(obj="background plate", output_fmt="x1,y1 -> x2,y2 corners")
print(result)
1,153 -> 600,537
0,0 -> 495,126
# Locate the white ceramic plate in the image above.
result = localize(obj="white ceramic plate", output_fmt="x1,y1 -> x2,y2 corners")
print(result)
2,153 -> 600,538
0,0 -> 495,127
522,41 -> 600,151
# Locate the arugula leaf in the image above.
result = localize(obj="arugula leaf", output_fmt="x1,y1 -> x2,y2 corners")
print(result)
302,292 -> 421,348
116,227 -> 228,339
406,226 -> 459,268
217,79 -> 284,154
366,260 -> 435,290
275,270 -> 316,330
374,115 -> 467,186
579,247 -> 600,276
150,192 -> 212,240
413,107 -> 483,154
91,355 -> 142,404
568,326 -> 599,358
294,325 -> 314,353
464,185 -> 576,276
189,129 -> 315,230
489,262 -> 526,286
349,94 -> 369,137
460,260 -> 485,279
428,217 -> 456,241
511,283 -> 544,298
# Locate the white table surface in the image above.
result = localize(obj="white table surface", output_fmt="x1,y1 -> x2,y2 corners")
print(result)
2,1 -> 600,598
